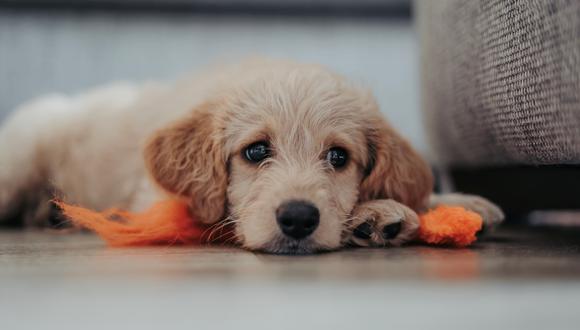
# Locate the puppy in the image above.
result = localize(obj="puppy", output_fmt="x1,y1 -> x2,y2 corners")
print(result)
0,58 -> 504,254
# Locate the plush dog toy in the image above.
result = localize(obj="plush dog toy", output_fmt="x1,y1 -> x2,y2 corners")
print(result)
55,200 -> 483,248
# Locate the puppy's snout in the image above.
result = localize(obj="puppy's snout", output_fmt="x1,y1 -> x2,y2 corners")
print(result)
276,200 -> 320,240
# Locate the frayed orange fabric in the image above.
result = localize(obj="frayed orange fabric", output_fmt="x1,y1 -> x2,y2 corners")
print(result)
418,206 -> 483,247
55,200 -> 209,246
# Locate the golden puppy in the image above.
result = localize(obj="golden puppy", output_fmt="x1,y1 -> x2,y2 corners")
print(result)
0,59 -> 503,253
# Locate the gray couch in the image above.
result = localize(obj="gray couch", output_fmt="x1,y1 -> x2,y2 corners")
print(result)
417,0 -> 580,167
416,0 -> 580,214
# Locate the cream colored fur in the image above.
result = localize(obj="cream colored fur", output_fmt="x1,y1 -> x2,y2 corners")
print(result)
0,58 -> 503,253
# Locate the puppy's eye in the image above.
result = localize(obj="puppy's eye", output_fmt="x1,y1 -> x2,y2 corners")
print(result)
244,142 -> 271,163
326,147 -> 348,168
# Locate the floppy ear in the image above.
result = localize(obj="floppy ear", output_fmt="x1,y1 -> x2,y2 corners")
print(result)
359,116 -> 434,211
143,103 -> 227,224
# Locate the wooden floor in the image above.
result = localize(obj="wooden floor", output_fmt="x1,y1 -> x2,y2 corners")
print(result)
1,227 -> 580,330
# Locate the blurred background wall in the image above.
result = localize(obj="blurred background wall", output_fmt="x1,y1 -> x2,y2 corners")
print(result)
0,0 -> 425,153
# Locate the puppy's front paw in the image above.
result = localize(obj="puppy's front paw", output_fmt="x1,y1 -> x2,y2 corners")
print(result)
348,199 -> 419,247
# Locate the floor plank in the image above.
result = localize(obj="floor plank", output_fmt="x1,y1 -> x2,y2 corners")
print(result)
1,227 -> 579,329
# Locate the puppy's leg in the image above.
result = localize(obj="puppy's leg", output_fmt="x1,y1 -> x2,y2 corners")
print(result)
346,195 -> 504,247
348,199 -> 420,247
0,95 -> 69,226
429,193 -> 505,232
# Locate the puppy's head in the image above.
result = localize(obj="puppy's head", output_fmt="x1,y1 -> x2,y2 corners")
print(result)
145,64 -> 432,254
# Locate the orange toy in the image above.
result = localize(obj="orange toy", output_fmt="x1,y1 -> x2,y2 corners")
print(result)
55,200 -> 209,246
56,200 -> 482,248
418,206 -> 483,247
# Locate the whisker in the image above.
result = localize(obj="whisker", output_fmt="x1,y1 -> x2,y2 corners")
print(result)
202,213 -> 243,246
205,223 -> 231,244
202,214 -> 238,242
221,231 -> 242,246
209,227 -> 239,244
200,220 -> 224,240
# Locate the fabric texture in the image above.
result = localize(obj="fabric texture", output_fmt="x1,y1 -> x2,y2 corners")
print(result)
417,0 -> 580,166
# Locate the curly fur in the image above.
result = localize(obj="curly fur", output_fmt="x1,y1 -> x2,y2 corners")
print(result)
0,58 -> 501,253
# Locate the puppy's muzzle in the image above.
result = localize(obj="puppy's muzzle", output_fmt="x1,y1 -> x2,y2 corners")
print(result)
275,200 -> 319,240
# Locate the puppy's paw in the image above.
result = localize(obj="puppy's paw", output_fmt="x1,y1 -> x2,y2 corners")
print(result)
348,199 -> 419,247
460,195 -> 505,233
431,193 -> 505,232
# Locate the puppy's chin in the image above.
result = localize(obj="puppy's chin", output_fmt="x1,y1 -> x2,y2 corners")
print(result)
251,236 -> 330,255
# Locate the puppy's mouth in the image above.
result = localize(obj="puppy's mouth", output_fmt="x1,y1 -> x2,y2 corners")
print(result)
258,236 -> 326,255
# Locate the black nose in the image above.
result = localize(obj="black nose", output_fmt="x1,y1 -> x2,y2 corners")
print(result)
276,200 -> 320,240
